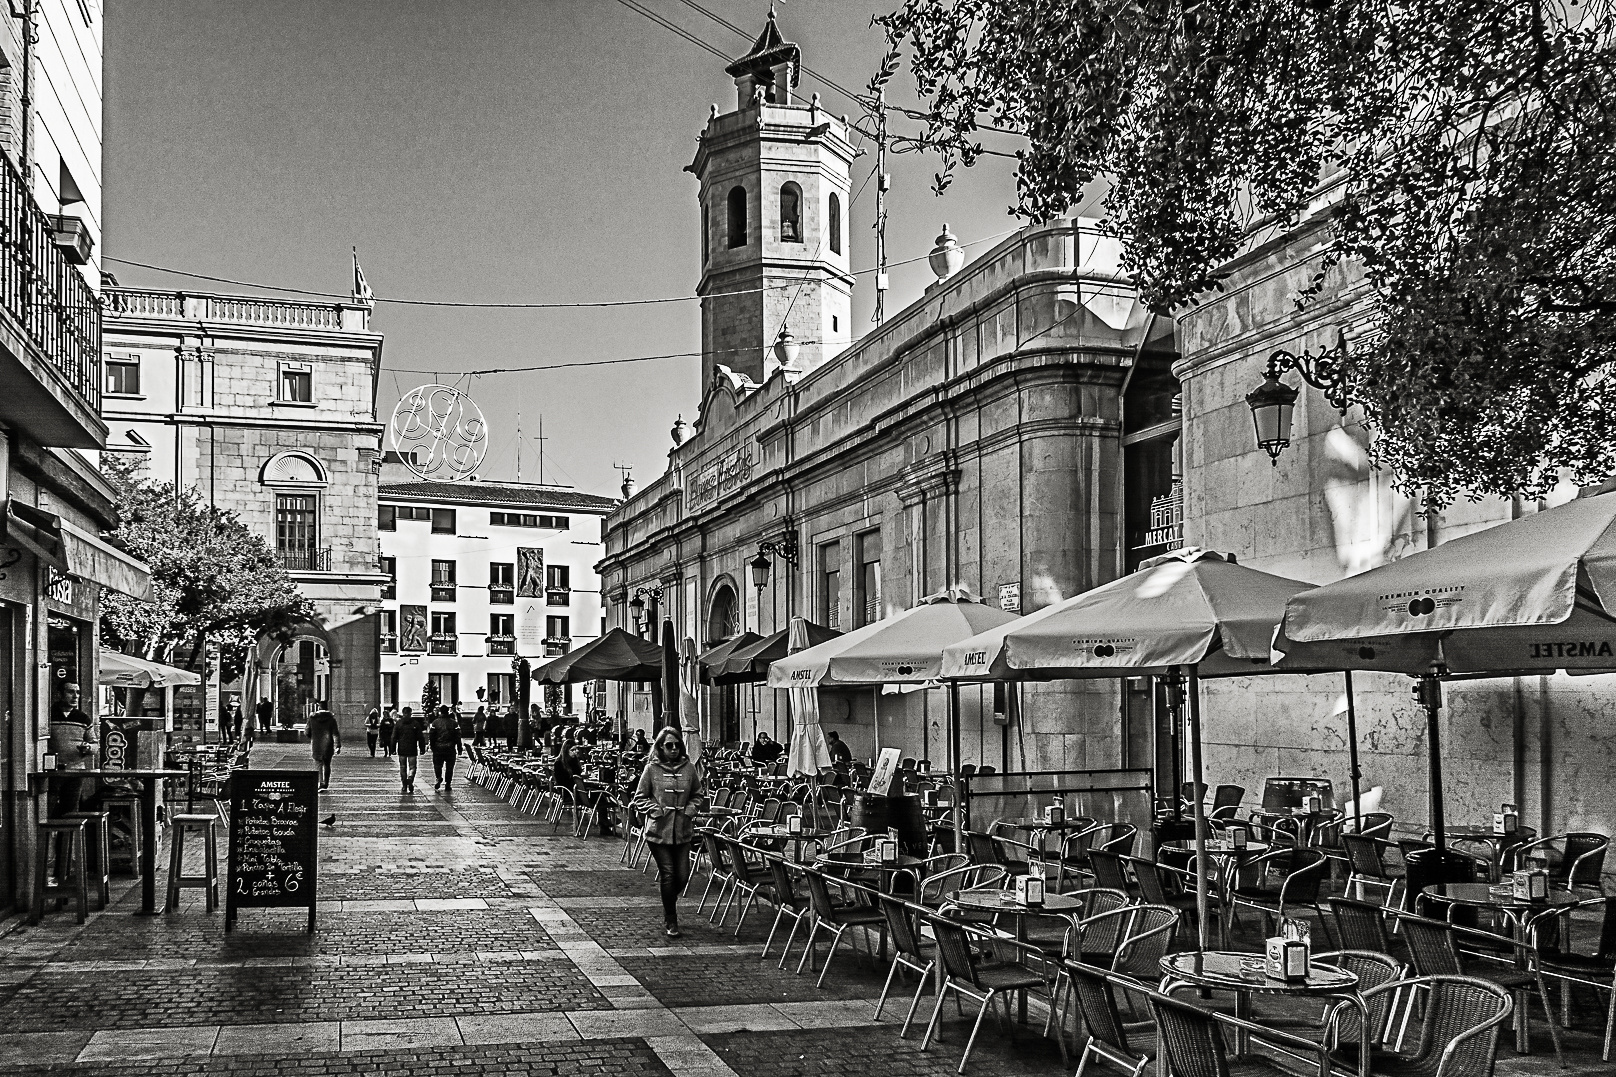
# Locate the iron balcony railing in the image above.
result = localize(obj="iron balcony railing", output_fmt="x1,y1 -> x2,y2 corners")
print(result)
487,635 -> 516,656
546,587 -> 571,606
429,635 -> 458,655
276,547 -> 332,572
430,584 -> 456,602
489,585 -> 514,605
0,148 -> 101,413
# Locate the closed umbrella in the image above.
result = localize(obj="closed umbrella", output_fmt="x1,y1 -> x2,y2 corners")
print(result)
1279,490 -> 1616,848
940,549 -> 1329,951
660,620 -> 680,734
785,617 -> 832,778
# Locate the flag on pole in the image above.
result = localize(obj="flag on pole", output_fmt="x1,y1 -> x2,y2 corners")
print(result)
352,248 -> 375,307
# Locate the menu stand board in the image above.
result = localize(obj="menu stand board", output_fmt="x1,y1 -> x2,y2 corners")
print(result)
226,770 -> 318,933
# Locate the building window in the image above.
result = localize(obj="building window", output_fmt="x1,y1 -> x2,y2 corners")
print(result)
390,505 -> 431,524
547,564 -> 571,606
105,355 -> 140,396
489,612 -> 515,656
486,672 -> 516,706
828,192 -> 841,254
430,559 -> 456,602
430,612 -> 457,655
489,562 -> 514,604
819,541 -> 841,630
727,186 -> 748,248
489,511 -> 569,529
380,555 -> 396,599
854,529 -> 882,627
380,609 -> 397,653
546,615 -> 570,639
780,182 -> 802,243
278,364 -> 312,403
428,671 -> 458,704
381,672 -> 398,709
430,508 -> 456,534
379,505 -> 396,531
275,494 -> 323,571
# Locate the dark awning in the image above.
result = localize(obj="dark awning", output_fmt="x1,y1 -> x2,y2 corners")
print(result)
530,627 -> 665,684
2,497 -> 68,573
62,521 -> 152,600
712,620 -> 841,684
695,630 -> 763,685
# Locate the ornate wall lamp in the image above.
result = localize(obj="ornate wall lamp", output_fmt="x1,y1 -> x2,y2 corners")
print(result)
1245,333 -> 1352,464
628,584 -> 664,634
749,530 -> 799,590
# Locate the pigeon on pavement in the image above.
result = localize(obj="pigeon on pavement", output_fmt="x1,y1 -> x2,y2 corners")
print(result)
320,815 -> 337,827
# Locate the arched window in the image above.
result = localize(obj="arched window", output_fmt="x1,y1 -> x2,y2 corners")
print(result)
780,182 -> 802,243
727,186 -> 748,249
828,192 -> 842,255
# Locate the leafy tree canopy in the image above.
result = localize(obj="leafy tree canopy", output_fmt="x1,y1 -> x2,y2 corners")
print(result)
878,0 -> 1616,509
99,456 -> 314,678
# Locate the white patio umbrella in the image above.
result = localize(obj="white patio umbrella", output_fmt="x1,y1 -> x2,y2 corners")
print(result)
940,548 -> 1333,950
1278,490 -> 1616,848
98,650 -> 201,688
785,617 -> 832,778
769,588 -> 1022,843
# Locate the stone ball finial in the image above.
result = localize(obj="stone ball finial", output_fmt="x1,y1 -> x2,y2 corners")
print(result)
928,223 -> 965,283
670,414 -> 687,446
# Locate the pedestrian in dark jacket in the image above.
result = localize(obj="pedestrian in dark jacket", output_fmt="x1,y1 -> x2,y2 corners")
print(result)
632,729 -> 707,937
392,706 -> 428,793
427,706 -> 463,791
379,707 -> 396,757
307,704 -> 341,791
365,708 -> 382,757
504,703 -> 520,749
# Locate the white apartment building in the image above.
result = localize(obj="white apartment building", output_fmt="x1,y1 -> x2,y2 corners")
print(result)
377,466 -> 617,715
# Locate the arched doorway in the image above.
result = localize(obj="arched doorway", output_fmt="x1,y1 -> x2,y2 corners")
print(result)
273,637 -> 329,727
706,581 -> 741,745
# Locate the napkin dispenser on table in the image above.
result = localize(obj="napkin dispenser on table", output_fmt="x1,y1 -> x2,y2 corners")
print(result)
1230,827 -> 1248,850
1014,873 -> 1045,907
786,813 -> 803,835
1045,800 -> 1065,826
1510,868 -> 1548,901
1493,803 -> 1519,835
878,837 -> 899,864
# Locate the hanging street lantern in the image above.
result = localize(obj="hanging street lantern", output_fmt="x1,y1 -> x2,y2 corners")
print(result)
1244,333 -> 1352,465
1246,374 -> 1300,464
750,550 -> 772,590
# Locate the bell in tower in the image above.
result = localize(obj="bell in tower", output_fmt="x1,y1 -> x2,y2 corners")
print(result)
688,10 -> 857,391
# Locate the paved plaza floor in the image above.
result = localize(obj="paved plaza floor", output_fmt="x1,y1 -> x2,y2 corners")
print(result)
0,745 -> 1608,1075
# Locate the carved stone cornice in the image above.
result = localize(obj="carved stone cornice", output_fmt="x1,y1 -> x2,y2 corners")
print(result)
896,455 -> 959,507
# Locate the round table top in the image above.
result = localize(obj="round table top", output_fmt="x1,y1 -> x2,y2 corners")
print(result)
998,817 -> 1092,831
1443,825 -> 1537,841
818,852 -> 925,872
747,824 -> 830,841
1168,840 -> 1271,856
945,887 -> 1085,914
1160,951 -> 1359,996
1421,882 -> 1580,910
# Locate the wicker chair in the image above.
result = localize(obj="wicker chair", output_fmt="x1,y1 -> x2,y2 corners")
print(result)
1210,784 -> 1246,823
795,868 -> 887,986
1147,990 -> 1336,1077
1046,903 -> 1178,1045
872,895 -> 936,1035
1226,846 -> 1328,938
917,863 -> 1009,910
695,830 -> 736,919
1088,849 -> 1133,894
1361,975 -> 1513,1077
1507,832 -> 1609,892
920,913 -> 1055,1073
1342,832 -> 1406,906
1064,961 -> 1152,1077
1532,894 -> 1616,1061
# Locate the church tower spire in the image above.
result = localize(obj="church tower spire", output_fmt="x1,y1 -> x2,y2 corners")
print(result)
688,12 -> 855,391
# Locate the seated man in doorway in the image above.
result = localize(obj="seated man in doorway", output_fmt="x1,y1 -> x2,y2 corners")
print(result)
825,730 -> 853,784
749,731 -> 784,768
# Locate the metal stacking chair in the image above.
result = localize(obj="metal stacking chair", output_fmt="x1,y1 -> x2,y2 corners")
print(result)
1088,848 -> 1132,894
1063,961 -> 1153,1077
873,895 -> 936,1035
1130,855 -> 1213,941
1226,846 -> 1328,938
1507,831 -> 1609,892
1313,949 -> 1406,1062
695,829 -> 736,919
796,868 -> 887,986
1047,904 -> 1178,1046
1209,784 -> 1245,823
716,834 -> 779,933
1147,989 -> 1335,1077
1342,832 -> 1405,906
1325,895 -> 1400,956
1532,894 -> 1616,1061
1360,975 -> 1513,1077
916,863 -> 1008,909
761,856 -> 812,966
921,912 -> 1055,1073
1098,823 -> 1139,857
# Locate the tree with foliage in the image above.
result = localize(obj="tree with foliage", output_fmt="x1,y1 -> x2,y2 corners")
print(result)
99,456 -> 314,681
877,0 -> 1616,509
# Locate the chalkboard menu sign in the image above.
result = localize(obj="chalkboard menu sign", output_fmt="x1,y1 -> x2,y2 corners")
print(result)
226,770 -> 318,932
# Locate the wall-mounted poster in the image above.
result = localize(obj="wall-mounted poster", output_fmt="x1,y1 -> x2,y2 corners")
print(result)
518,602 -> 542,648
516,548 -> 544,597
399,605 -> 428,652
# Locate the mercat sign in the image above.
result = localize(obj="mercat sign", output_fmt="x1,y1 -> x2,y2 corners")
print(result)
688,446 -> 754,510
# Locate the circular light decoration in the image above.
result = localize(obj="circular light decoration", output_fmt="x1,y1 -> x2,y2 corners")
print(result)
388,384 -> 488,482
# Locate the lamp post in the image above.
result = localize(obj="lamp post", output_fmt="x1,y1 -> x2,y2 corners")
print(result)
1245,333 -> 1351,464
629,585 -> 663,637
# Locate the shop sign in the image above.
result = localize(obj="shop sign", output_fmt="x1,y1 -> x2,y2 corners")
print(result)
688,446 -> 754,510
998,582 -> 1021,613
45,569 -> 95,619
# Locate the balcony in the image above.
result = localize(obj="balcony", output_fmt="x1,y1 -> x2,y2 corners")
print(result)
543,636 -> 571,658
430,584 -> 456,602
546,587 -> 571,607
0,147 -> 104,449
277,547 -> 332,572
429,635 -> 457,655
381,582 -> 396,600
487,635 -> 515,656
380,633 -> 397,654
489,586 -> 514,605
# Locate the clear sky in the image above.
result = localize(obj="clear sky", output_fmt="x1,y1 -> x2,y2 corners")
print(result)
105,1 -> 1062,498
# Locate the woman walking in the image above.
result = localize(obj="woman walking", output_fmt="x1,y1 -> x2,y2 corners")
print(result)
631,729 -> 707,938
379,706 -> 396,758
365,708 -> 382,757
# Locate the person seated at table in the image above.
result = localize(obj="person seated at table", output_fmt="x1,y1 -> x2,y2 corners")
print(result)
621,728 -> 650,769
749,731 -> 784,767
554,742 -> 616,836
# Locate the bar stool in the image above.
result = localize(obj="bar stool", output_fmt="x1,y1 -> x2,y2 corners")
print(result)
102,793 -> 143,876
64,810 -> 112,909
165,813 -> 220,913
30,818 -> 88,924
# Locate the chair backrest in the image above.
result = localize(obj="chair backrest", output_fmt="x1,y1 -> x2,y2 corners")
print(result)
921,863 -> 1009,904
977,765 -> 996,775
1597,896 -> 1616,959
1326,896 -> 1393,953
1101,823 -> 1138,856
1065,961 -> 1139,1061
1113,905 -> 1180,980
1073,904 -> 1135,959
1316,949 -> 1402,1044
802,868 -> 843,919
724,837 -> 761,886
701,831 -> 731,875
964,829 -> 1002,866
1341,833 -> 1389,878
768,858 -> 806,911
1089,849 -> 1131,892
1212,784 -> 1244,811
1130,857 -> 1177,905
1180,781 -> 1208,805
1395,975 -> 1512,1077
1400,915 -> 1465,977
760,797 -> 784,823
1560,832 -> 1609,885
1148,991 -> 1233,1077
1279,847 -> 1328,904
880,896 -> 927,959
1357,811 -> 1394,838
1070,886 -> 1132,921
960,763 -> 978,779
930,913 -> 983,987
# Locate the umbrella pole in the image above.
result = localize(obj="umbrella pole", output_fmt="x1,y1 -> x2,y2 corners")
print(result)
1344,671 -> 1362,832
1419,674 -> 1447,851
949,681 -> 964,847
1186,666 -> 1211,952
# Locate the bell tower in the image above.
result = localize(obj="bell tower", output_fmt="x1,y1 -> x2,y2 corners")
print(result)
688,11 -> 856,391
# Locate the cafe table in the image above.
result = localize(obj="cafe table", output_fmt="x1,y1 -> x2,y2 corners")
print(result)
1420,881 -> 1579,933
1431,826 -> 1538,883
816,850 -> 924,892
1159,950 -> 1370,1077
44,768 -> 191,915
745,823 -> 830,863
945,886 -> 1086,1021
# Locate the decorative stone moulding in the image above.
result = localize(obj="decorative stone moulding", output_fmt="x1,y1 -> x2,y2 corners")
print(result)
929,224 -> 964,282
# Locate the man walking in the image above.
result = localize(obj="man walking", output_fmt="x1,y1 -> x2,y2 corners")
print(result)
256,697 -> 274,735
427,705 -> 463,791
393,705 -> 427,793
307,702 -> 341,791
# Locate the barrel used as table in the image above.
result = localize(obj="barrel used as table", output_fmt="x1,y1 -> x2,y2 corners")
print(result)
849,792 -> 927,853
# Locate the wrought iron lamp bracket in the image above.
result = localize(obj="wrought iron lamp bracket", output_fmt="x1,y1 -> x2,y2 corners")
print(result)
757,530 -> 799,568
1262,333 -> 1353,413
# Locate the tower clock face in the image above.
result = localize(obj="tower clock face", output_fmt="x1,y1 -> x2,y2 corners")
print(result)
389,384 -> 488,482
